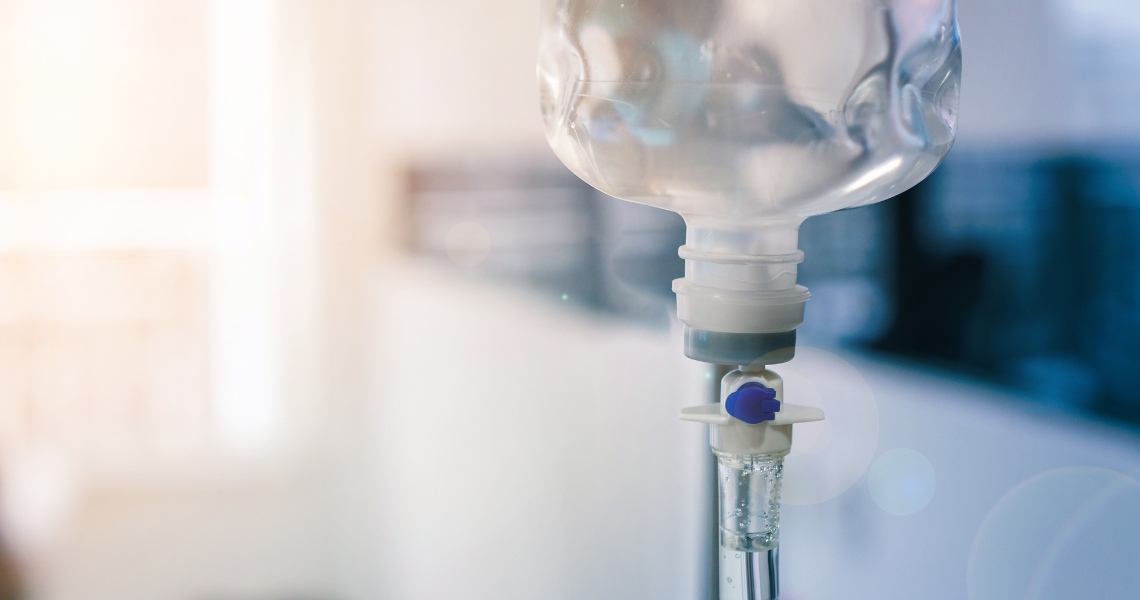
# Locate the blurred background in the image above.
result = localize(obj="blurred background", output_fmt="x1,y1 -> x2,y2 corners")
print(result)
0,1 -> 1139,599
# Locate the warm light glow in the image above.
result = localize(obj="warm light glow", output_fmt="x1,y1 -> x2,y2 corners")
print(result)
0,0 -> 210,190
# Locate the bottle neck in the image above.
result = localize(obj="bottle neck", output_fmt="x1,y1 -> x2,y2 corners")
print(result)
685,222 -> 803,256
683,223 -> 804,292
674,221 -> 811,345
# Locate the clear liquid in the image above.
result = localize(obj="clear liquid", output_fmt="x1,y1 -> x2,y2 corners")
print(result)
717,453 -> 783,552
545,78 -> 955,221
539,0 -> 961,220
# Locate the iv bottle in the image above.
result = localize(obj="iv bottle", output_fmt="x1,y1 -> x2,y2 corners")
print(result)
539,0 -> 961,365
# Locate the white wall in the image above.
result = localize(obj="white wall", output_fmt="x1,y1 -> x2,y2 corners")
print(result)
369,0 -> 547,157
955,0 -> 1074,146
956,0 -> 1140,146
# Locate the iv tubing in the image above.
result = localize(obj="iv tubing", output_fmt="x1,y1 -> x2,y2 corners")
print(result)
744,548 -> 779,600
683,367 -> 822,600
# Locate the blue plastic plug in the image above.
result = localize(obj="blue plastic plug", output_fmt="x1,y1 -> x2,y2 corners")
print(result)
724,382 -> 781,424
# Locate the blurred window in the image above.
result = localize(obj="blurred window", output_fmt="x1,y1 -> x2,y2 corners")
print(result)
0,0 -> 210,189
0,252 -> 208,452
0,1 -> 306,465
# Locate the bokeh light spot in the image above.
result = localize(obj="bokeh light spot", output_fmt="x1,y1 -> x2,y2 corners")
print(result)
868,448 -> 936,516
775,347 -> 879,506
968,467 -> 1140,600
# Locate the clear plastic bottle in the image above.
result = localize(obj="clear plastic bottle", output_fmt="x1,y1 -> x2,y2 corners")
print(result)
540,0 -> 960,219
539,0 -> 961,362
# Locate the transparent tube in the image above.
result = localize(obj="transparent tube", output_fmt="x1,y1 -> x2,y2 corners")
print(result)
717,451 -> 784,600
717,452 -> 783,551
